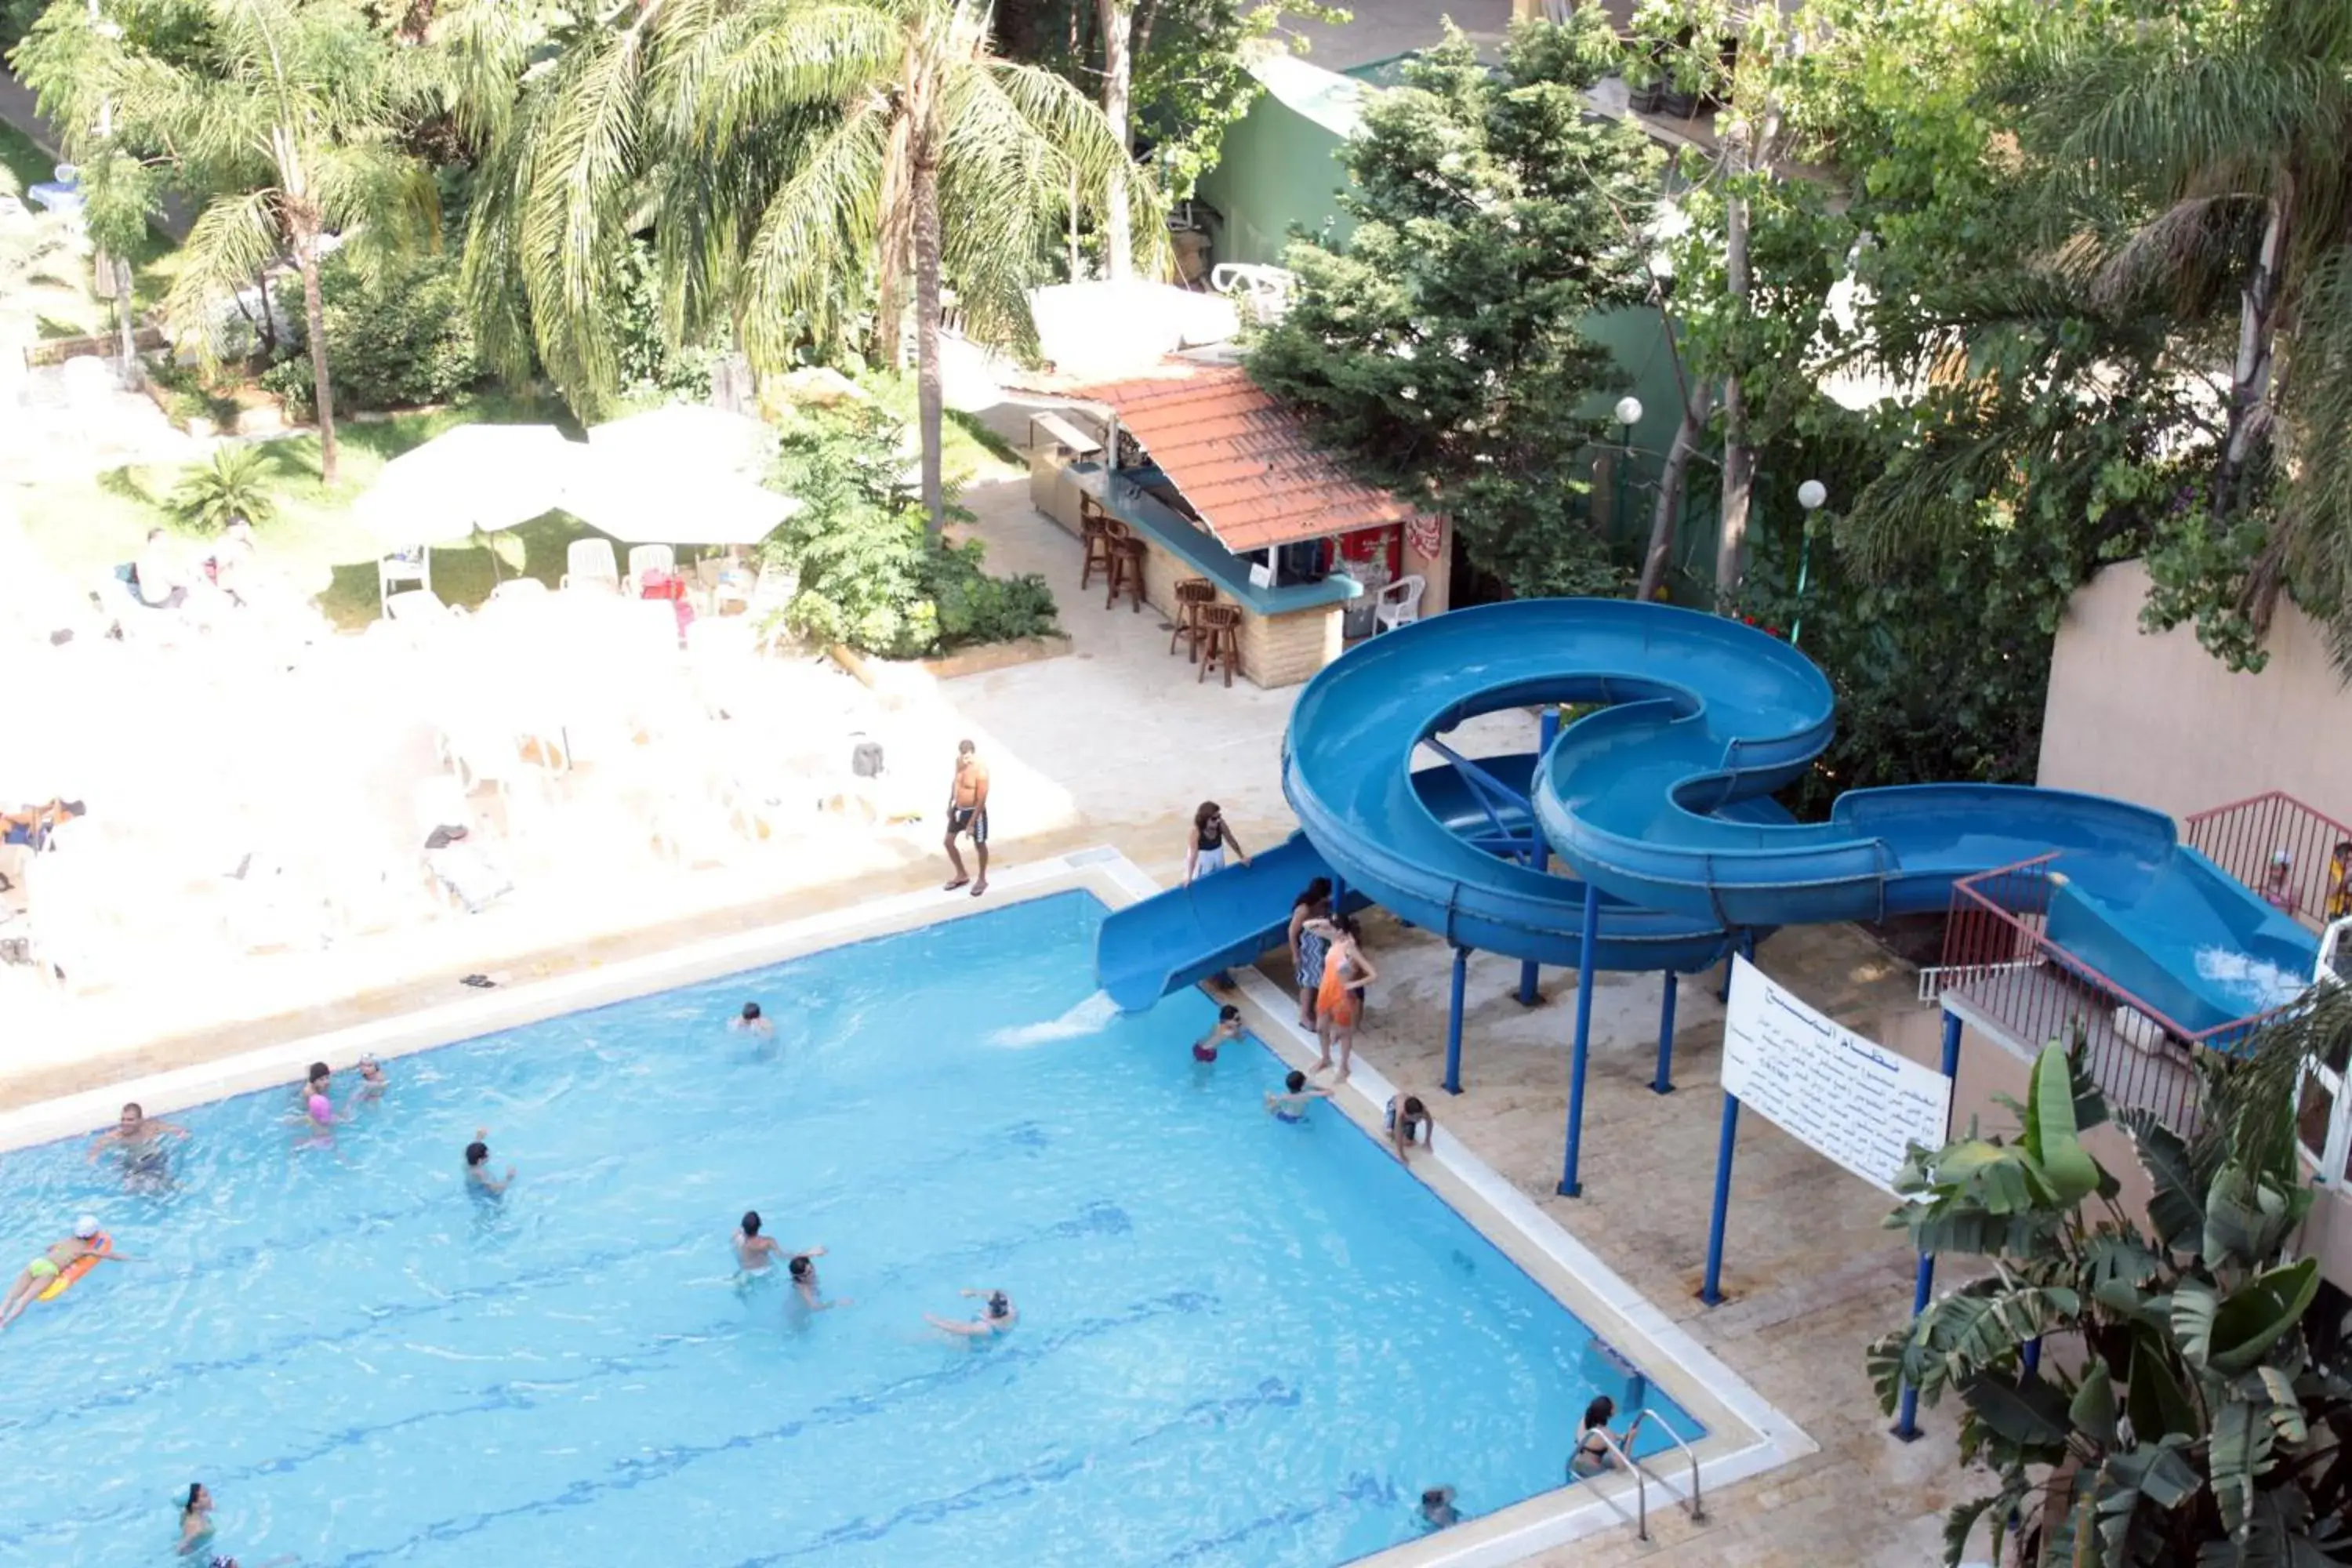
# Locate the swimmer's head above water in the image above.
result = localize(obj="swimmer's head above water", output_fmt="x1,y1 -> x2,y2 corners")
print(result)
465,1141 -> 490,1168
789,1254 -> 813,1280
741,1210 -> 763,1236
1284,1070 -> 1307,1094
985,1290 -> 1010,1320
741,1002 -> 762,1022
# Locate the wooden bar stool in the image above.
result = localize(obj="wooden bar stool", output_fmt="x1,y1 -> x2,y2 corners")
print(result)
1105,535 -> 1149,612
1168,578 -> 1217,661
1078,498 -> 1119,590
1196,603 -> 1243,686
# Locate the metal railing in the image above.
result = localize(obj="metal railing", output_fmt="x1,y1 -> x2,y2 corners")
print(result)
1584,1408 -> 1704,1542
2184,791 -> 2352,931
1929,855 -> 2294,1131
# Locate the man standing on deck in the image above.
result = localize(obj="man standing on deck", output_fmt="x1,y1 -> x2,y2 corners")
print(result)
943,739 -> 991,898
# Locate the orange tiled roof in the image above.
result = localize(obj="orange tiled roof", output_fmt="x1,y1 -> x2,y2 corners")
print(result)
1073,366 -> 1426,554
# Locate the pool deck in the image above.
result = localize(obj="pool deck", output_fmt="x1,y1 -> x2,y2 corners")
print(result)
5,473 -> 1970,1566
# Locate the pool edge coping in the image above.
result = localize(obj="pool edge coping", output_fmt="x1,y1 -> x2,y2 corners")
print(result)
0,844 -> 1815,1566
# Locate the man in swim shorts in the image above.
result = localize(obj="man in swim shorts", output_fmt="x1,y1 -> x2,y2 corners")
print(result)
0,1216 -> 127,1330
735,1211 -> 784,1271
85,1102 -> 189,1190
1265,1070 -> 1331,1123
942,739 -> 991,898
1193,1004 -> 1243,1065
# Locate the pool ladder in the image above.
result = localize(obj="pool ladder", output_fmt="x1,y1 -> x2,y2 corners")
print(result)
1590,1408 -> 1704,1542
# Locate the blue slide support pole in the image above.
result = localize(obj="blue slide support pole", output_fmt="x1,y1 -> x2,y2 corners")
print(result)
1652,971 -> 1679,1094
1700,1092 -> 1740,1305
1893,1011 -> 1967,1442
1443,946 -> 1469,1096
2022,1339 -> 2042,1375
1518,705 -> 1564,1008
1557,879 -> 1602,1197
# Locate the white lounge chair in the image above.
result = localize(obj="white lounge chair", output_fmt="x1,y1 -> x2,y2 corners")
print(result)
561,538 -> 621,593
386,589 -> 463,623
1374,574 -> 1427,634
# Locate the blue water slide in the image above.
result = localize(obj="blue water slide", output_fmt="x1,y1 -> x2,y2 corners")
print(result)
1097,597 -> 2313,1025
1098,835 -> 1371,1011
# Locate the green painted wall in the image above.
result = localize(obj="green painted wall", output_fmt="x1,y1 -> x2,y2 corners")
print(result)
1196,57 -> 1364,269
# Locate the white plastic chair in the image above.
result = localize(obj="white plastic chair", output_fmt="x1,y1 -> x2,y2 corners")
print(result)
561,538 -> 620,593
1374,574 -> 1427,633
1210,263 -> 1298,324
379,548 -> 429,613
489,577 -> 550,604
624,543 -> 676,597
387,589 -> 462,623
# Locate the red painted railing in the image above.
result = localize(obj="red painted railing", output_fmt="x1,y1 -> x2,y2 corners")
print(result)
2183,791 -> 2352,931
1932,855 -> 2291,1131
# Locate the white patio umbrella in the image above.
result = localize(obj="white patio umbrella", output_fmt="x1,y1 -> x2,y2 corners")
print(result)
559,452 -> 801,546
355,423 -> 586,548
586,404 -> 776,481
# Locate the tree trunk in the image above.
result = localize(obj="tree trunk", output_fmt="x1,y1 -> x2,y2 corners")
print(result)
2215,174 -> 2292,514
110,253 -> 138,387
296,227 -> 339,486
255,265 -> 278,359
1638,381 -> 1713,603
1713,107 -> 1775,599
913,142 -> 946,539
1098,0 -> 1134,282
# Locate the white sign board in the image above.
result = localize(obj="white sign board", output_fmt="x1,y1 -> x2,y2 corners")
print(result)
1720,955 -> 1953,1195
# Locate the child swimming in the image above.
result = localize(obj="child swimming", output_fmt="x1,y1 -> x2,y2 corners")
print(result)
735,1210 -> 782,1271
1265,1069 -> 1332,1123
465,1131 -> 514,1198
926,1287 -> 1014,1340
1193,1004 -> 1243,1064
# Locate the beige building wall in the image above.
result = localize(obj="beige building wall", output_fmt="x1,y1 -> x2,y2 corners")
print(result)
2038,559 -> 2352,826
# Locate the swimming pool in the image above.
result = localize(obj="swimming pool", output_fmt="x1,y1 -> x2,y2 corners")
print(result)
0,887 -> 1704,1567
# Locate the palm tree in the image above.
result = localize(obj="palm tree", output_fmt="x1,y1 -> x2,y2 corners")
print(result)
460,0 -> 1145,537
15,0 -> 441,484
2023,0 -> 2352,663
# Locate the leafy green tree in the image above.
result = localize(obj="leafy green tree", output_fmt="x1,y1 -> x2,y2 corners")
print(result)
1871,992 -> 2352,1566
457,0 -> 1138,539
1248,16 -> 1663,600
257,249 -> 482,417
14,0 -> 441,484
2012,0 -> 2352,669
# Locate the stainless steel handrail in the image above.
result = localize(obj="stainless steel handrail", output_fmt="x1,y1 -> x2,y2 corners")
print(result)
1626,1407 -> 1706,1523
1582,1428 -> 1652,1541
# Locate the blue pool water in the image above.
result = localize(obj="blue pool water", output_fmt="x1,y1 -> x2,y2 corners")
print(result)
0,892 -> 1697,1567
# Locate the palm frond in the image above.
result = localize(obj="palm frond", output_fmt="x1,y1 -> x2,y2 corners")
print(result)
684,2 -> 901,157
2273,247 -> 2352,673
739,103 -> 892,368
165,187 -> 285,371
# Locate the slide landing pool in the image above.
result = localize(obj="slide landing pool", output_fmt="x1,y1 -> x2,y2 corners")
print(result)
1102,599 -> 2314,1029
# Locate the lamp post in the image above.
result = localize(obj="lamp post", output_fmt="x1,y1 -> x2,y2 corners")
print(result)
1610,394 -> 1642,550
1789,478 -> 1828,648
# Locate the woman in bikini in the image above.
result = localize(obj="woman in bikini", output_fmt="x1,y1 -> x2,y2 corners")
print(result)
1308,915 -> 1376,1080
1569,1395 -> 1627,1479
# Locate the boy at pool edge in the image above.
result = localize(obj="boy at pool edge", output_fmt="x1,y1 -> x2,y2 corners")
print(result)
1265,1070 -> 1331,1123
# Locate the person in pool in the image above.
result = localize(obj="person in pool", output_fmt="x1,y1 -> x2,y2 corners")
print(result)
1265,1069 -> 1331,1123
298,1062 -> 332,1105
1387,1094 -> 1435,1163
927,1287 -> 1015,1339
177,1482 -> 215,1556
1418,1486 -> 1461,1530
735,1211 -> 784,1271
354,1056 -> 388,1103
1569,1395 -> 1627,1479
730,1002 -> 773,1037
0,1217 -> 134,1330
788,1251 -> 850,1312
465,1131 -> 514,1197
86,1102 -> 189,1189
1193,1004 -> 1243,1065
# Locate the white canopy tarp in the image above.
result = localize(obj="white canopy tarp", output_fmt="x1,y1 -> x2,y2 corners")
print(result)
356,423 -> 584,548
1028,281 -> 1241,378
558,456 -> 801,546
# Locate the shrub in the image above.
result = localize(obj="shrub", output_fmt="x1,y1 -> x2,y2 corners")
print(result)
169,445 -> 279,532
760,401 -> 1058,659
264,250 -> 482,419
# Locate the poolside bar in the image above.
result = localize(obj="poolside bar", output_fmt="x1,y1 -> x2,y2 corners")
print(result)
1026,365 -> 1452,689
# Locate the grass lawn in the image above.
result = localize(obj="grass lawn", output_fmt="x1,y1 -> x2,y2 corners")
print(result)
14,390 -> 606,630
12,377 -> 1024,632
1,118 -> 181,327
